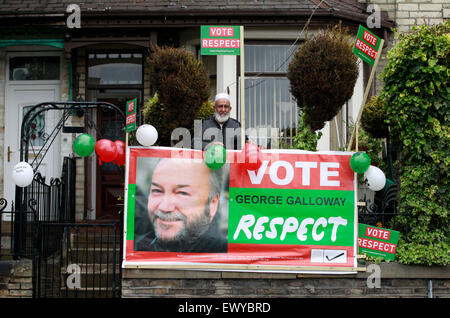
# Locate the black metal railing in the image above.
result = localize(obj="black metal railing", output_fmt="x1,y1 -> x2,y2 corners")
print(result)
2,101 -> 126,298
0,199 -> 37,259
33,223 -> 121,298
25,157 -> 75,224
358,183 -> 402,230
1,157 -> 75,259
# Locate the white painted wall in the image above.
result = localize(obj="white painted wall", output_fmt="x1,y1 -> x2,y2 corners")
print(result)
316,122 -> 330,151
348,60 -> 365,126
216,55 -> 237,119
316,60 -> 364,151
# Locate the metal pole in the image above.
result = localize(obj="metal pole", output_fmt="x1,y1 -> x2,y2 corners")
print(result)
240,26 -> 245,150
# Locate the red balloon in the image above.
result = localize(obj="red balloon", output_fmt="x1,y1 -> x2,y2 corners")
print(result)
95,139 -> 118,165
244,143 -> 262,171
114,140 -> 126,166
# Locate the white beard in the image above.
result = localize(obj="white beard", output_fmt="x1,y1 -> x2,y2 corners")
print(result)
214,111 -> 230,124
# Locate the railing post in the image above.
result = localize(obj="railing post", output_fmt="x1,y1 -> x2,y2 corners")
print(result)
13,185 -> 27,258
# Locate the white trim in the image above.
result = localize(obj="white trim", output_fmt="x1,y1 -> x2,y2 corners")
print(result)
3,49 -> 63,208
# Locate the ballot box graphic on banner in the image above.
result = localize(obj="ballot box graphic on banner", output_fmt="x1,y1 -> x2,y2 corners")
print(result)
123,147 -> 358,274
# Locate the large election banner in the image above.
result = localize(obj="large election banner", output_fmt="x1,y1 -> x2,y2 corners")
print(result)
123,147 -> 358,274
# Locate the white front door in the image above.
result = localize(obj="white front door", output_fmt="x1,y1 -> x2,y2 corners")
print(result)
3,84 -> 61,207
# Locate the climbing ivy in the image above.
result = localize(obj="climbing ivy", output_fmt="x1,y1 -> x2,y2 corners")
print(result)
292,113 -> 322,151
381,22 -> 449,266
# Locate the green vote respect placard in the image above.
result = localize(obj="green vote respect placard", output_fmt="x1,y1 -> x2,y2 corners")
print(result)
353,25 -> 381,66
200,25 -> 241,55
358,223 -> 399,261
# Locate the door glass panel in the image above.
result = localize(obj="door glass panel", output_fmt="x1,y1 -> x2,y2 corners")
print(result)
87,89 -> 141,172
9,56 -> 60,80
87,52 -> 142,85
23,105 -> 45,147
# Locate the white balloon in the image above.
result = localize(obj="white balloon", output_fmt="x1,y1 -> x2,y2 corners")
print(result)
12,162 -> 34,187
136,124 -> 158,147
364,165 -> 386,191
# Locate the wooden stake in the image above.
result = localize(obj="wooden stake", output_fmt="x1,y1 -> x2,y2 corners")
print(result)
240,25 -> 245,150
347,39 -> 384,152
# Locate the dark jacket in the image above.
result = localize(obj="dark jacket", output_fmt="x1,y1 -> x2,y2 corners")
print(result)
193,116 -> 242,150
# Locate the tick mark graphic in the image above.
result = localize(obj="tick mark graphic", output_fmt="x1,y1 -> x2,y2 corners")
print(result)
326,252 -> 345,261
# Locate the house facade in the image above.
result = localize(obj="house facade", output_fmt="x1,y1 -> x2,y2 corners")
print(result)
1,0 -> 449,300
0,0 -> 395,222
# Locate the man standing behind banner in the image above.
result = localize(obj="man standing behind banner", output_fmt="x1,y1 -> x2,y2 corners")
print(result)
194,92 -> 243,150
135,157 -> 228,253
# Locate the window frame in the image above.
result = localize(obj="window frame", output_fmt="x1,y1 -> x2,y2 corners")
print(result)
6,51 -> 62,85
86,49 -> 144,90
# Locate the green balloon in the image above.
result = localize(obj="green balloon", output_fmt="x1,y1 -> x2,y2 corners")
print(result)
350,152 -> 371,173
204,145 -> 226,170
73,134 -> 95,157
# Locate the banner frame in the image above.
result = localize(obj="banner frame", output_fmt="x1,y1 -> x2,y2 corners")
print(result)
122,146 -> 359,274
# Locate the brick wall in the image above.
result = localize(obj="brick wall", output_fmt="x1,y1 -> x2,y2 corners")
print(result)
359,0 -> 448,32
122,263 -> 449,298
73,48 -> 86,221
1,261 -> 448,298
0,260 -> 33,298
359,0 -> 449,95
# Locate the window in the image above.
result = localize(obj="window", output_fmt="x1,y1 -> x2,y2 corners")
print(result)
87,52 -> 143,85
9,56 -> 60,80
244,44 -> 299,148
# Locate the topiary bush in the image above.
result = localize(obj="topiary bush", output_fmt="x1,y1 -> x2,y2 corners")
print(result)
145,46 -> 210,145
381,21 -> 449,266
287,24 -> 358,132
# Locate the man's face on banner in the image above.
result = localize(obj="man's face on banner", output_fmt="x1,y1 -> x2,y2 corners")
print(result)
147,158 -> 219,245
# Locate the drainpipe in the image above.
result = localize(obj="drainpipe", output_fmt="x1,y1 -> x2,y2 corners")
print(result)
69,60 -> 73,101
428,280 -> 433,298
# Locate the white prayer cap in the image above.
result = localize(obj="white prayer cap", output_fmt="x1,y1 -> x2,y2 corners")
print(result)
215,93 -> 231,102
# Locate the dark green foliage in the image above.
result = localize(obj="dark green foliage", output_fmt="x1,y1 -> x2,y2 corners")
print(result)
361,95 -> 390,139
381,22 -> 449,266
196,99 -> 215,120
145,46 -> 210,145
287,24 -> 358,132
292,113 -> 322,151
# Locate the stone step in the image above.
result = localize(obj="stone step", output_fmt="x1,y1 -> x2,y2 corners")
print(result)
37,264 -> 120,291
69,232 -> 122,249
38,287 -> 119,298
60,270 -> 121,289
59,288 -> 119,298
66,247 -> 121,263
60,263 -> 121,276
